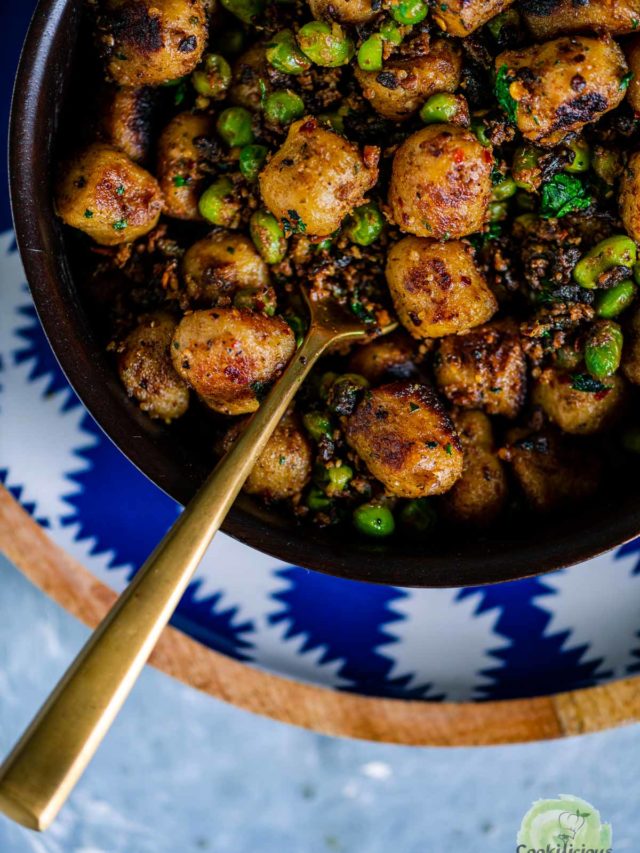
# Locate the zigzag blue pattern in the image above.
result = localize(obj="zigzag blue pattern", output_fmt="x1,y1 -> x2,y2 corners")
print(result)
459,579 -> 604,700
268,568 -> 435,698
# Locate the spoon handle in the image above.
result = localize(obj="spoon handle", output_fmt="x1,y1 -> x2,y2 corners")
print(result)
0,325 -> 334,831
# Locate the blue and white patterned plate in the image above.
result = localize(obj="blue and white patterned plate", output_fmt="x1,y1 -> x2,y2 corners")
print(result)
3,2 -> 640,704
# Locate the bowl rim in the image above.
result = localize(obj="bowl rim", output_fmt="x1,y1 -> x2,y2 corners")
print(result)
10,0 -> 640,589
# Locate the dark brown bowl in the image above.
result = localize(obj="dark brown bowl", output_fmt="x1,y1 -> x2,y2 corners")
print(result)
10,0 -> 640,587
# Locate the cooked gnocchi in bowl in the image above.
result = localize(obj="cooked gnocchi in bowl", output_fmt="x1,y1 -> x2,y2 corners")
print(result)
50,0 -> 640,546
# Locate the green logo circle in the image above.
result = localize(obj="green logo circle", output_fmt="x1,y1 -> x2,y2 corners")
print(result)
518,794 -> 612,850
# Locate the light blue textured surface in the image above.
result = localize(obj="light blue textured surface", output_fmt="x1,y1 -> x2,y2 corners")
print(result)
0,554 -> 638,852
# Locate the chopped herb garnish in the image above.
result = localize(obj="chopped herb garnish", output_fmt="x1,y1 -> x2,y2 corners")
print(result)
495,64 -> 518,124
173,175 -> 189,187
425,440 -> 438,449
112,219 -> 127,231
571,373 -> 608,393
620,71 -> 634,91
539,173 -> 591,219
444,443 -> 453,455
84,209 -> 93,218
279,455 -> 287,465
490,386 -> 502,393
282,209 -> 307,235
409,402 -> 420,413
174,79 -> 188,106
116,184 -> 125,196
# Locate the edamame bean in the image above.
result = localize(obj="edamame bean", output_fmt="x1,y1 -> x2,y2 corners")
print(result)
512,146 -> 540,192
419,93 -> 460,124
303,411 -> 332,441
379,20 -> 404,45
573,235 -> 637,289
307,486 -> 331,512
470,118 -> 491,148
564,138 -> 590,173
488,201 -> 508,222
285,313 -> 306,347
634,263 -> 640,286
357,34 -> 384,72
263,90 -> 305,125
249,209 -> 287,264
399,499 -> 437,536
554,344 -> 583,370
318,371 -> 339,400
266,30 -> 312,75
198,177 -> 239,226
239,144 -> 268,182
191,54 -> 232,99
353,502 -> 395,537
322,463 -> 353,496
486,8 -> 520,40
391,0 -> 428,25
592,147 -> 621,185
210,26 -> 245,57
595,280 -> 637,318
344,202 -> 385,246
492,175 -> 517,201
216,106 -> 254,147
297,22 -> 354,67
584,320 -> 623,379
220,0 -> 265,24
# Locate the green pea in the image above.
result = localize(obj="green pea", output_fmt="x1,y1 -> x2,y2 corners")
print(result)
220,0 -> 265,24
318,111 -> 345,134
391,0 -> 428,25
595,279 -> 637,318
379,19 -> 405,45
265,30 -> 312,75
239,144 -> 268,182
216,106 -> 254,147
198,177 -> 239,226
512,146 -> 540,191
622,426 -> 640,454
249,210 -> 287,264
191,54 -> 232,99
344,202 -> 385,246
357,34 -> 384,72
353,502 -> 395,538
399,499 -> 437,536
297,22 -> 355,67
564,137 -> 590,174
307,486 -> 332,512
303,411 -> 333,441
492,175 -> 517,201
584,320 -> 623,379
489,201 -> 508,222
573,235 -> 637,289
470,118 -> 491,148
419,93 -> 460,125
264,90 -> 305,125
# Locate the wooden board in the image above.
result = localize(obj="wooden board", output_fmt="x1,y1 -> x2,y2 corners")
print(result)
2,484 -> 639,746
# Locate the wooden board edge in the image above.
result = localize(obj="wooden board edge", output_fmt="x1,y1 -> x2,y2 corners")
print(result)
1,485 -> 638,746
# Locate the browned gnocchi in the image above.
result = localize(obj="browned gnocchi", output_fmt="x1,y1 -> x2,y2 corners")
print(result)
386,237 -> 497,339
388,125 -> 493,238
259,118 -> 379,237
171,308 -> 296,414
56,143 -> 163,245
157,112 -> 212,220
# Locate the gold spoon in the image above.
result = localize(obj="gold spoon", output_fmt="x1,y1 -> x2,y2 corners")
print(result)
0,288 -> 394,831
